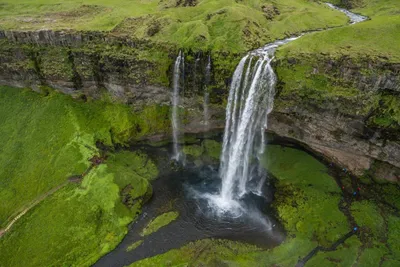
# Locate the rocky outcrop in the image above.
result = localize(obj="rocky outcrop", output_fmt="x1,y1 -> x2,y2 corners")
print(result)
0,29 -> 236,133
270,56 -> 400,182
0,29 -> 398,183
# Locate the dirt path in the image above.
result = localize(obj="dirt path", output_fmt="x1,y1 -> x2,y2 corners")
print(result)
0,181 -> 69,238
0,163 -> 96,238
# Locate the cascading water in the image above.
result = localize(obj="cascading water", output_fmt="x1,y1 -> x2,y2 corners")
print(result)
187,2 -> 367,214
215,37 -> 299,212
203,55 -> 211,129
171,51 -> 185,161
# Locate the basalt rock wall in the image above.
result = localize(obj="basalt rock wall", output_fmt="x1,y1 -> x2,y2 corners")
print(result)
0,29 -> 398,182
270,56 -> 400,182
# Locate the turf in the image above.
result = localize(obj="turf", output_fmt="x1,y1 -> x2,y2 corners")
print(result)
0,152 -> 158,267
277,0 -> 400,62
0,85 -> 165,227
0,0 -> 349,52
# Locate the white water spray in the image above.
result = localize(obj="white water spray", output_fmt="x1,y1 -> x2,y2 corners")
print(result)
217,37 -> 299,211
171,51 -> 184,161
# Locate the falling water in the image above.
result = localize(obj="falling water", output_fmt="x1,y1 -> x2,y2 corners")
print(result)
171,51 -> 185,161
203,55 -> 211,129
217,37 -> 299,210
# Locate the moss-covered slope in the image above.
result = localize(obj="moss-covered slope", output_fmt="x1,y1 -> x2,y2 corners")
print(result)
0,0 -> 348,52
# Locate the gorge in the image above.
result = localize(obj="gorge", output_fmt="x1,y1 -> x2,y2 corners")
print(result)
0,0 -> 399,266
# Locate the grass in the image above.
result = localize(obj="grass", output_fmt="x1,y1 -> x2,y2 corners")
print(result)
0,152 -> 157,266
306,235 -> 361,267
277,0 -> 400,62
140,211 -> 179,237
0,85 -> 167,227
130,239 -> 262,266
0,85 -> 166,266
0,0 -> 349,52
351,201 -> 385,239
261,145 -> 340,193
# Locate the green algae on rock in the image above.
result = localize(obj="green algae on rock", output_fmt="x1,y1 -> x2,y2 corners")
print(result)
126,240 -> 144,252
141,211 -> 179,237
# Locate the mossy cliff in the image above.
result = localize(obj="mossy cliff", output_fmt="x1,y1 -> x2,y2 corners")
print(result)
0,0 -> 399,182
270,0 -> 400,182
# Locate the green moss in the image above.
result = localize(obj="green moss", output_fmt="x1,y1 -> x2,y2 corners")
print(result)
262,145 -> 348,246
0,85 -> 165,228
126,240 -> 143,252
40,48 -> 74,80
275,186 -> 348,246
358,244 -> 389,267
202,139 -> 222,160
306,235 -> 362,267
141,211 -> 179,237
262,145 -> 340,193
131,105 -> 171,139
257,238 -> 316,266
183,144 -> 203,157
130,239 -> 262,266
350,201 -> 385,240
0,165 -> 134,266
387,215 -> 400,258
0,0 -> 348,52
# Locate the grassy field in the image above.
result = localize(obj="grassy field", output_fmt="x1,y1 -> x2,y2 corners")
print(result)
0,151 -> 158,266
0,85 -> 168,228
277,0 -> 400,62
0,0 -> 349,52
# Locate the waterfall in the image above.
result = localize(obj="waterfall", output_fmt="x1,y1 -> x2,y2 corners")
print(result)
203,55 -> 211,129
171,51 -> 184,161
217,37 -> 299,208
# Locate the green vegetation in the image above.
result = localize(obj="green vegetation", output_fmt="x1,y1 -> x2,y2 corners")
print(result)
0,85 -> 167,266
351,201 -> 385,239
130,239 -> 262,266
262,145 -> 340,193
0,85 -> 167,227
262,145 -> 348,246
141,211 -> 179,237
277,0 -> 400,62
203,139 -> 222,160
307,235 -> 361,267
182,139 -> 221,161
0,0 -> 348,52
126,240 -> 143,252
0,150 -> 157,267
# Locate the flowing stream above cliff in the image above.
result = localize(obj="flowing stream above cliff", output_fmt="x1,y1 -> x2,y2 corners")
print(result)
325,3 -> 367,24
171,51 -> 184,161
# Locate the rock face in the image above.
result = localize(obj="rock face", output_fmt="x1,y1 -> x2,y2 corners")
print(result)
271,56 -> 400,182
0,29 -> 399,182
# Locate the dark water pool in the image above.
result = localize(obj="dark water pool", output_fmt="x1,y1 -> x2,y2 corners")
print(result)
94,143 -> 285,267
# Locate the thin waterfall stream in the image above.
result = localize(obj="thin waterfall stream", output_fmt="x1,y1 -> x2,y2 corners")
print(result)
203,55 -> 211,130
171,51 -> 184,161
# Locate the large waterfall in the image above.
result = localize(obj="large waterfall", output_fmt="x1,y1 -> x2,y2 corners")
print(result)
215,37 -> 299,211
171,51 -> 184,161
